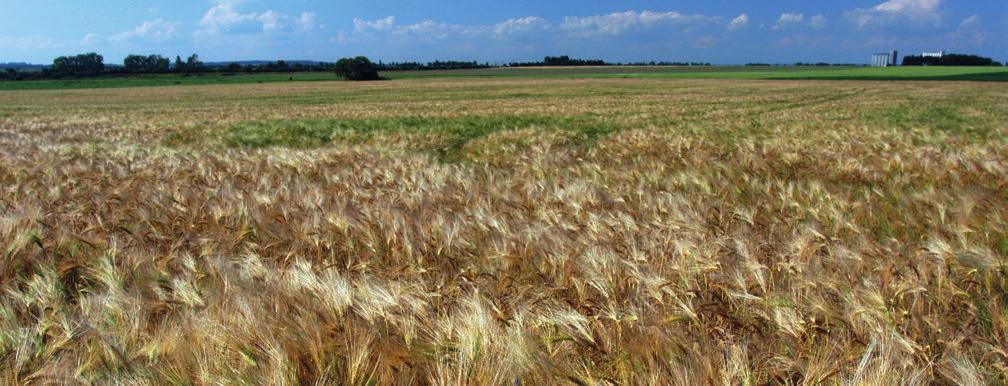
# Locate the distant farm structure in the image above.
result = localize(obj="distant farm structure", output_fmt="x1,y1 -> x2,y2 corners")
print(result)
922,50 -> 946,59
871,50 -> 898,67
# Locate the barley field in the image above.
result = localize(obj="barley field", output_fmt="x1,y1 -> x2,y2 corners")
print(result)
2,65 -> 1005,91
1,77 -> 1007,384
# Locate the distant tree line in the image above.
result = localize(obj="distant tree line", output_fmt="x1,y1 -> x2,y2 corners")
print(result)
746,63 -> 867,67
902,53 -> 1002,66
52,53 -> 105,76
0,52 -> 339,81
173,54 -> 205,73
219,60 -> 332,73
2,69 -> 21,81
508,55 -> 600,67
19,51 -> 1002,83
622,61 -> 712,66
124,55 -> 170,73
497,56 -> 714,67
0,52 -> 731,82
515,58 -> 714,67
375,60 -> 492,71
0,62 -> 46,70
543,56 -> 606,66
373,57 -> 714,70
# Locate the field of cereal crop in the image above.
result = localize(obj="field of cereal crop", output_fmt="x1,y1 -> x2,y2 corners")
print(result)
1,65 -> 1005,90
1,77 -> 1007,384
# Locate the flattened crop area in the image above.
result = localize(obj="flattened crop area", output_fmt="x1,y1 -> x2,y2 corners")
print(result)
1,78 -> 1007,384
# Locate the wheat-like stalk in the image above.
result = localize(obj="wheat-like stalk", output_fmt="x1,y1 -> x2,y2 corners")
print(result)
0,78 -> 1006,384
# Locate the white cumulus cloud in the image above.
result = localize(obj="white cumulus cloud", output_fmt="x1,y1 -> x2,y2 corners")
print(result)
728,14 -> 749,30
494,16 -> 551,36
846,0 -> 943,28
257,11 -> 281,33
348,10 -> 731,47
393,20 -> 485,40
298,12 -> 319,31
199,3 -> 257,32
109,19 -> 181,43
352,16 -> 494,41
354,16 -> 396,32
197,2 -> 293,35
560,10 -> 716,37
773,13 -> 805,30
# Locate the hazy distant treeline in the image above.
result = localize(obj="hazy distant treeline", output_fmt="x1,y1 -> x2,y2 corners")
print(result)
375,60 -> 492,71
379,56 -> 717,70
747,63 -> 866,67
902,53 -> 1002,67
0,53 -> 336,81
1,54 -> 726,81
10,51 -> 1002,83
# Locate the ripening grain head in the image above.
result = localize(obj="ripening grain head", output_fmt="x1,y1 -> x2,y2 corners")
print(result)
0,77 -> 1006,384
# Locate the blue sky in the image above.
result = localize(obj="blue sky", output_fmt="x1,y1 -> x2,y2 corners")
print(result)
1,0 -> 1004,64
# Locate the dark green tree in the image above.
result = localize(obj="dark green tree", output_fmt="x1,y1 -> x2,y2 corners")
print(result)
185,54 -> 203,72
124,54 -> 170,73
333,56 -> 380,80
902,53 -> 1000,66
52,52 -> 105,76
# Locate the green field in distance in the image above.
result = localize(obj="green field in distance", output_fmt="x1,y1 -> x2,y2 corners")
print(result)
1,65 -> 1005,90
